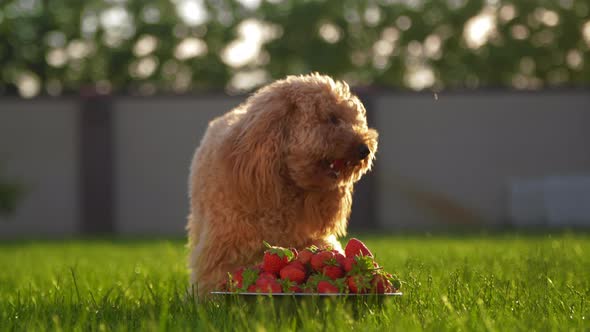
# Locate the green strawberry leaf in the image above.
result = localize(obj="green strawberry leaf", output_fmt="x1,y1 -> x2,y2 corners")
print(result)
334,277 -> 347,293
347,255 -> 376,276
356,275 -> 372,290
325,257 -> 339,266
279,278 -> 298,292
283,248 -> 294,261
305,245 -> 319,253
305,274 -> 330,291
241,268 -> 259,291
263,241 -> 295,261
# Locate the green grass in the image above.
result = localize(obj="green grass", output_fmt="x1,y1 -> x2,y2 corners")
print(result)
1,233 -> 589,331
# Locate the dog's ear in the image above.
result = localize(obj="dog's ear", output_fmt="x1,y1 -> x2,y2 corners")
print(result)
222,91 -> 292,209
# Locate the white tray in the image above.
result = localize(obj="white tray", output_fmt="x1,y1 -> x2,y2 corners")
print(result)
211,291 -> 402,296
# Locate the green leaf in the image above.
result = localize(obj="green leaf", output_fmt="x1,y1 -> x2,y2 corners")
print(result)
241,268 -> 259,291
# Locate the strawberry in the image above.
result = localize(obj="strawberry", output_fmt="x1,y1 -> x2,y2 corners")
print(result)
280,264 -> 307,284
302,274 -> 324,293
226,266 -> 259,291
371,273 -> 393,294
344,238 -> 373,258
254,274 -> 282,293
262,241 -> 295,275
317,280 -> 339,294
343,257 -> 355,272
322,265 -> 344,280
259,271 -> 277,280
310,251 -> 335,271
296,245 -> 318,265
346,255 -> 377,275
280,279 -> 303,293
287,260 -> 306,272
347,274 -> 372,294
333,251 -> 347,267
230,267 -> 246,288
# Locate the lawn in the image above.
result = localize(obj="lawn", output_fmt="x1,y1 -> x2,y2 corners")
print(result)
1,233 -> 589,331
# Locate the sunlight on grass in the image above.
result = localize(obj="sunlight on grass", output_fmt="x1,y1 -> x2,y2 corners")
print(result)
1,234 -> 589,331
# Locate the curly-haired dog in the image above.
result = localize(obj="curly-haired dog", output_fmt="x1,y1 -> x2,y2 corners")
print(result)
187,73 -> 378,296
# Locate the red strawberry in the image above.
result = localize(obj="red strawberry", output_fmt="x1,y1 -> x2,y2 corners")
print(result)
296,245 -> 318,265
223,267 -> 245,291
303,274 -> 324,293
310,251 -> 335,271
343,257 -> 355,272
345,238 -> 373,258
347,274 -> 371,294
371,274 -> 393,294
262,253 -> 288,275
317,280 -> 339,294
259,271 -> 277,280
255,274 -> 282,293
287,260 -> 306,272
322,265 -> 344,280
262,241 -> 295,275
227,266 -> 260,291
280,264 -> 307,284
346,255 -> 377,275
231,267 -> 246,288
280,278 -> 304,293
333,251 -> 346,266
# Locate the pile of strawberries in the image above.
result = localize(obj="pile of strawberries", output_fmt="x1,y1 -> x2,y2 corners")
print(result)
219,238 -> 401,294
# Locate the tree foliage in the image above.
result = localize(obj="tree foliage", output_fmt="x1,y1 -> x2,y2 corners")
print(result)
0,0 -> 588,96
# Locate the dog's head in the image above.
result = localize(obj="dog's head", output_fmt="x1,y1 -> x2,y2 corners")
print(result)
281,75 -> 378,191
225,73 -> 378,206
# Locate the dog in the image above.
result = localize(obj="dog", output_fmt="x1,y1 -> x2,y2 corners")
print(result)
186,73 -> 378,296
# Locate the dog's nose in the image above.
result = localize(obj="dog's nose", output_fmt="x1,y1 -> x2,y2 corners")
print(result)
358,143 -> 370,160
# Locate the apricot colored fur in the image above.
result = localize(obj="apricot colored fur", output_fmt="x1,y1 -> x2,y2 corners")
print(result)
187,73 -> 378,296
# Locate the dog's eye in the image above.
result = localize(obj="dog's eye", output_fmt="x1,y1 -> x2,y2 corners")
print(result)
329,114 -> 339,125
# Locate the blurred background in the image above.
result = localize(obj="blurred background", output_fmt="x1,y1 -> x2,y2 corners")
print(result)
0,0 -> 589,238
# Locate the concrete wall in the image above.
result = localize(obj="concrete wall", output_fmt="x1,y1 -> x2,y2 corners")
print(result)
374,91 -> 590,228
510,175 -> 590,227
0,98 -> 79,237
113,96 -> 241,235
0,90 -> 589,238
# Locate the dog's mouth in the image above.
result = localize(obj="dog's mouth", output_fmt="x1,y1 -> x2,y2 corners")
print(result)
322,158 -> 359,179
